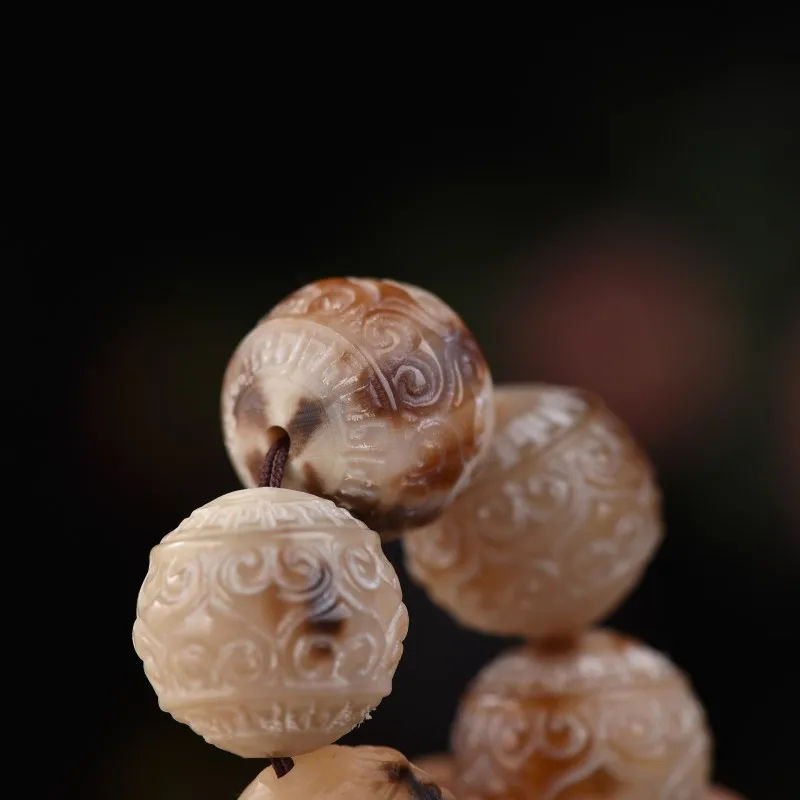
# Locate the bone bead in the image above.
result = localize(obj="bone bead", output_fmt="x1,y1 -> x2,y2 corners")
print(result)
404,383 -> 662,637
236,745 -> 456,799
132,488 -> 408,758
451,629 -> 712,800
221,278 -> 494,538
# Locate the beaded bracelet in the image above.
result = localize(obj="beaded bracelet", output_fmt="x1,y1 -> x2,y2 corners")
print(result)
133,277 -> 732,799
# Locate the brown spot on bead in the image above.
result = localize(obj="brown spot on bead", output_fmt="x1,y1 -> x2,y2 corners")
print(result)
510,693 -> 605,795
385,762 -> 444,800
299,462 -> 421,537
404,436 -> 467,495
305,595 -> 349,637
233,385 -> 268,430
245,451 -> 265,484
302,462 -> 327,497
298,461 -> 425,539
354,502 -> 442,540
378,281 -> 418,305
260,560 -> 348,666
560,767 -> 621,798
536,636 -> 581,656
615,636 -> 635,652
307,617 -> 346,636
304,562 -> 348,633
307,640 -> 334,660
260,583 -> 295,632
287,397 -> 327,454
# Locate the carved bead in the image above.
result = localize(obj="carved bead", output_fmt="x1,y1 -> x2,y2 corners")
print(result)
236,745 -> 456,799
221,278 -> 494,538
404,383 -> 662,637
451,629 -> 712,800
132,488 -> 408,758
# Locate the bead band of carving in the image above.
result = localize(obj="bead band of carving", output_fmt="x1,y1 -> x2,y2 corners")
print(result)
404,384 -> 662,638
133,489 -> 408,759
450,630 -> 711,800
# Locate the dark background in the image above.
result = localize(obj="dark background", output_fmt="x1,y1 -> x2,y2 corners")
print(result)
26,38 -> 798,800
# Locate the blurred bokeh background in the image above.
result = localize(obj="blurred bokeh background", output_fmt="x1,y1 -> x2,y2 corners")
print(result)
28,38 -> 798,799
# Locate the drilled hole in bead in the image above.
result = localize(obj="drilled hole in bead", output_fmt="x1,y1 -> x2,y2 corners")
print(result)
266,425 -> 289,450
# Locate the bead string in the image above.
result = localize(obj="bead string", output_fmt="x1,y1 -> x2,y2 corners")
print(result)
264,757 -> 294,779
258,434 -> 290,489
258,434 -> 294,779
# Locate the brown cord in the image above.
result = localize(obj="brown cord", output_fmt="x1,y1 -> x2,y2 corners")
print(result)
258,435 -> 295,778
264,757 -> 295,779
258,435 -> 290,489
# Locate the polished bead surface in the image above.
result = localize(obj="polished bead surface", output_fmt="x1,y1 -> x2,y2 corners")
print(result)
132,488 -> 408,757
451,629 -> 712,800
221,278 -> 494,538
404,383 -> 662,637
236,745 -> 456,799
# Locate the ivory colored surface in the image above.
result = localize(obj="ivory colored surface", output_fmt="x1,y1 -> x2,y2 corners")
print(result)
411,754 -> 455,791
221,278 -> 494,538
132,488 -> 408,758
404,383 -> 662,637
451,629 -> 712,800
236,745 -> 456,799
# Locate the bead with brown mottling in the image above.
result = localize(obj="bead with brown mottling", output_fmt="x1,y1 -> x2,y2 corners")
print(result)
404,383 -> 662,638
132,488 -> 408,758
451,629 -> 712,800
221,278 -> 494,538
412,754 -> 456,792
236,745 -> 456,799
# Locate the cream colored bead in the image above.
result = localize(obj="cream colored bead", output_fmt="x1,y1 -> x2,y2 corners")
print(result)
236,745 -> 456,799
132,488 -> 408,758
221,278 -> 494,538
451,629 -> 712,800
404,383 -> 662,637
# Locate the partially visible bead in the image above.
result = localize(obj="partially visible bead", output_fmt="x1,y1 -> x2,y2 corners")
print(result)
404,383 -> 662,637
236,745 -> 456,799
451,629 -> 712,800
221,278 -> 494,538
132,488 -> 408,758
412,754 -> 456,792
